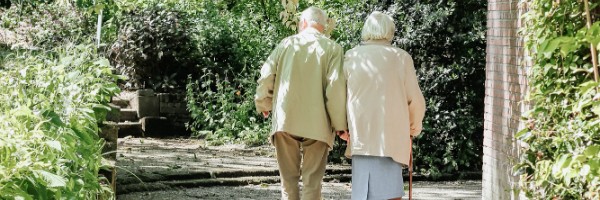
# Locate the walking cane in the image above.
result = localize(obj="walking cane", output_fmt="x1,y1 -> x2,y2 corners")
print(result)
409,136 -> 413,200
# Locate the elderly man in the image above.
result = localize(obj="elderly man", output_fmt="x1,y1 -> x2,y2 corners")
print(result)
254,6 -> 347,200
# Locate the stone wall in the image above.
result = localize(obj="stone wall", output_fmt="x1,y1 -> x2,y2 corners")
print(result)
125,89 -> 191,137
483,0 -> 528,199
157,93 -> 190,131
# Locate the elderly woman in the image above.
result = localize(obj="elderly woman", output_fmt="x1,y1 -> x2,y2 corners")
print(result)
343,11 -> 426,200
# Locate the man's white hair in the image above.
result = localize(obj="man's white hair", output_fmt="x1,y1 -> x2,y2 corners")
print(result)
361,11 -> 395,41
299,6 -> 328,26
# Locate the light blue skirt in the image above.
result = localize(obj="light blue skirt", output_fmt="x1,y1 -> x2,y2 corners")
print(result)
352,155 -> 405,200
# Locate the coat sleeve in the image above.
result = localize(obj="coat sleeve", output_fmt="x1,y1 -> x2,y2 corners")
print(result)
325,44 -> 348,131
254,42 -> 282,113
404,54 -> 426,136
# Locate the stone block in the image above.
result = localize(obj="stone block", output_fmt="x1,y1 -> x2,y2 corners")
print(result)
131,95 -> 159,118
158,93 -> 169,103
117,122 -> 143,138
120,108 -> 138,122
106,104 -> 121,122
160,102 -> 188,115
140,116 -> 169,137
137,89 -> 155,97
111,99 -> 130,109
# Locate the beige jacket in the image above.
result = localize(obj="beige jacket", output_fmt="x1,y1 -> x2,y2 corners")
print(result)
344,40 -> 426,166
255,27 -> 347,147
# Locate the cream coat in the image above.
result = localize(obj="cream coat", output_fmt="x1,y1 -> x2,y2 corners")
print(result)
344,40 -> 426,166
255,28 -> 347,147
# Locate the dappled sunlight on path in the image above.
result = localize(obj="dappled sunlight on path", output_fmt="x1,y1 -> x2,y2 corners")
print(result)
116,138 -> 481,199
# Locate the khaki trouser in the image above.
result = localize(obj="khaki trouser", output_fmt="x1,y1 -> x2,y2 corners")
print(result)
273,132 -> 329,200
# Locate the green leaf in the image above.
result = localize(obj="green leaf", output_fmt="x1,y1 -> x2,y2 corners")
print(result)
41,110 -> 65,127
45,141 -> 62,152
580,164 -> 591,176
579,81 -> 599,95
516,128 -> 531,140
593,104 -> 600,116
93,58 -> 111,67
584,145 -> 600,158
35,170 -> 66,188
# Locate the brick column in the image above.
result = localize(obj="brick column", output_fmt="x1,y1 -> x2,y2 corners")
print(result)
483,0 -> 528,199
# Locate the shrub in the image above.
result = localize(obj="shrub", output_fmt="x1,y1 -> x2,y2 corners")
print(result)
0,2 -> 96,49
0,44 -> 121,199
514,0 -> 600,199
390,0 -> 486,176
107,2 -> 200,91
185,0 -> 282,146
318,0 -> 487,175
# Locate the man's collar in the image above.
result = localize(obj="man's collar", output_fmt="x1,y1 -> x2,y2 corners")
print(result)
300,27 -> 323,35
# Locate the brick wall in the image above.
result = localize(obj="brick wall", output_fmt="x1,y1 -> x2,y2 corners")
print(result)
483,0 -> 528,199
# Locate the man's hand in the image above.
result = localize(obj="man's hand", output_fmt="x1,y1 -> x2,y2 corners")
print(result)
336,130 -> 349,142
262,111 -> 270,118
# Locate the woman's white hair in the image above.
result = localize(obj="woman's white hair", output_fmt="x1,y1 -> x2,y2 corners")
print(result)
299,6 -> 328,26
361,11 -> 395,41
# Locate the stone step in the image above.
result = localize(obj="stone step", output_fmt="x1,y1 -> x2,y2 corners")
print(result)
111,99 -> 131,109
120,109 -> 138,122
117,122 -> 144,138
99,122 -> 119,143
116,174 -> 352,194
116,168 -> 352,186
106,104 -> 122,122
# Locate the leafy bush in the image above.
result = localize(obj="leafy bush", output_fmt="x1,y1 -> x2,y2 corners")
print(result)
0,44 -> 121,199
0,2 -> 96,49
107,2 -> 200,91
185,0 -> 282,146
514,1 -> 600,199
315,0 -> 486,175
390,0 -> 486,176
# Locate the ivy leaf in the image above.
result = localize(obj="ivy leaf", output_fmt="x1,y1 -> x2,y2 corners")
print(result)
578,81 -> 599,96
557,38 -> 578,57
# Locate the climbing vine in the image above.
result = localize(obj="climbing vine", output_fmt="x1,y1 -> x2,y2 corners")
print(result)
515,0 -> 600,199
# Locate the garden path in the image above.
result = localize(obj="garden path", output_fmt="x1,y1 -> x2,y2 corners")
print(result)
115,137 -> 481,199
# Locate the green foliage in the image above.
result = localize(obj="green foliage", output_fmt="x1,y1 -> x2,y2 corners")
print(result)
0,44 -> 120,199
185,0 -> 281,146
317,0 -> 487,175
392,0 -> 486,177
0,2 -> 99,49
107,1 -> 200,91
186,69 -> 270,146
2,0 -> 487,177
514,0 -> 600,199
183,0 -> 487,174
